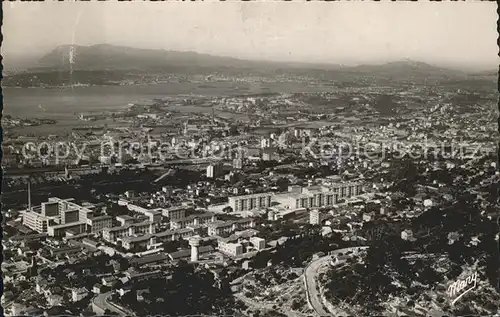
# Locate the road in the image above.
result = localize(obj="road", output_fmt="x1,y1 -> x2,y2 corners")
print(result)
304,246 -> 368,316
234,285 -> 308,317
92,291 -> 133,316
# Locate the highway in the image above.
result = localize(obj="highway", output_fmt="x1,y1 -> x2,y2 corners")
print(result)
304,246 -> 368,316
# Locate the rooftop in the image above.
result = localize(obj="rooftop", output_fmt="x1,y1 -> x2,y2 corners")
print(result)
103,221 -> 152,233
129,254 -> 169,265
169,245 -> 214,260
49,221 -> 85,230
171,212 -> 215,223
89,215 -> 112,221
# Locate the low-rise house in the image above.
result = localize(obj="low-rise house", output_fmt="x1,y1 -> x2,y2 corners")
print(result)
401,229 -> 416,241
72,287 -> 89,302
92,283 -> 104,294
170,212 -> 217,230
36,279 -> 49,294
137,289 -> 150,302
168,245 -> 214,261
47,294 -> 63,306
129,253 -> 169,267
101,276 -> 118,287
117,285 -> 132,297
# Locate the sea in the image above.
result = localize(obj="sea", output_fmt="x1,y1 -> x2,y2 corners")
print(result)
3,82 -> 335,135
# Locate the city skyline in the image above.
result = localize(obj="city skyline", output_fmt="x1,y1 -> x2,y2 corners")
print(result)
3,1 -> 498,71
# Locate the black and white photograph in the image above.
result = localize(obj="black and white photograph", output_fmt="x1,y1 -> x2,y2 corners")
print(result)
1,2 -> 499,316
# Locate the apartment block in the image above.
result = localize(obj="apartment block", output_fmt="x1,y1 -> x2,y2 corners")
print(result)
48,222 -> 86,237
62,209 -> 79,224
206,162 -> 224,178
41,202 -> 59,217
22,212 -> 50,233
116,215 -> 135,226
161,206 -> 187,220
274,182 -> 363,210
170,213 -> 216,230
102,221 -> 155,243
122,227 -> 198,251
228,193 -> 273,212
23,197 -> 95,234
87,215 -> 113,234
218,241 -> 243,257
126,204 -> 163,223
217,233 -> 265,256
207,218 -> 255,236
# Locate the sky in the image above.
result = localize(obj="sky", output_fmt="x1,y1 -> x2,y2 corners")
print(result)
3,1 -> 498,70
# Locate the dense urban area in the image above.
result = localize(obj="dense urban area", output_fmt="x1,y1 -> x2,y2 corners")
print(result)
2,57 -> 499,317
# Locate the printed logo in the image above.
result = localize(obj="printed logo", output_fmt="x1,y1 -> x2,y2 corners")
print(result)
447,272 -> 478,306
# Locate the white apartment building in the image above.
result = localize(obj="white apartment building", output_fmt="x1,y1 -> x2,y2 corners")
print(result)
217,234 -> 265,256
23,197 -> 95,235
22,212 -> 49,233
218,242 -> 243,257
207,218 -> 255,236
116,215 -> 135,226
102,221 -> 155,243
274,182 -> 363,210
228,193 -> 273,212
170,213 -> 216,230
48,222 -> 86,237
123,227 -> 198,251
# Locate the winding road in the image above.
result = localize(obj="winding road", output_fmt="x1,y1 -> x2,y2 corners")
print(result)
92,291 -> 133,316
304,246 -> 368,316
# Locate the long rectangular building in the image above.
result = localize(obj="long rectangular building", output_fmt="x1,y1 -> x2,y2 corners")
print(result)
102,221 -> 154,243
169,212 -> 216,230
23,197 -> 95,234
228,193 -> 273,212
207,218 -> 256,236
121,227 -> 198,251
274,182 -> 363,210
48,222 -> 86,237
87,216 -> 113,234
22,212 -> 50,233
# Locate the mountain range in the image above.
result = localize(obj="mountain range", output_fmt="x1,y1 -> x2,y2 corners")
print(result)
5,44 -> 497,84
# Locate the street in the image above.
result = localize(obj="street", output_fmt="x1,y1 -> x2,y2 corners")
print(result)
92,291 -> 133,316
304,246 -> 368,316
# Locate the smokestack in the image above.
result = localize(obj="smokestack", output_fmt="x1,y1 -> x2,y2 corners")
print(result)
27,179 -> 31,211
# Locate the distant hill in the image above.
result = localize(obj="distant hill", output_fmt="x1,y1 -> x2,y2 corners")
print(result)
38,44 -> 252,70
344,60 -> 467,80
4,44 -> 493,87
36,44 -> 341,72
